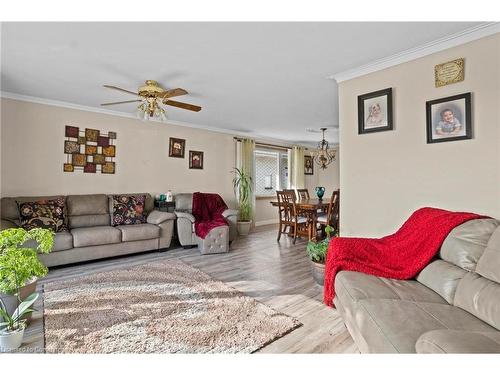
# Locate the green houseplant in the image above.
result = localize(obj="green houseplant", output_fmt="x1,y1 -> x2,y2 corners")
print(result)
0,290 -> 39,352
0,228 -> 53,317
306,225 -> 335,285
232,167 -> 253,236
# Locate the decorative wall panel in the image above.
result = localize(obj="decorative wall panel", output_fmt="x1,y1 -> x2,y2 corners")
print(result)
64,125 -> 116,174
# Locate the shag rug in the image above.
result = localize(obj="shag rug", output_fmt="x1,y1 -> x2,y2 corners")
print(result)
43,259 -> 301,353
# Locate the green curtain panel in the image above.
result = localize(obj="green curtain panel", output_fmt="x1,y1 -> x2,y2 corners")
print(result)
290,146 -> 305,189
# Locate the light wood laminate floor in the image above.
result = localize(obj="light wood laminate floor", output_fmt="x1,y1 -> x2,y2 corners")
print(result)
20,225 -> 358,354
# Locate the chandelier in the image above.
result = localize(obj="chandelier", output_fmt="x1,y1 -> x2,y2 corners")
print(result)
310,127 -> 336,170
137,97 -> 167,122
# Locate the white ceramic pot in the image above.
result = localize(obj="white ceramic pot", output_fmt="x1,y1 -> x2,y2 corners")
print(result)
0,327 -> 25,352
237,220 -> 252,236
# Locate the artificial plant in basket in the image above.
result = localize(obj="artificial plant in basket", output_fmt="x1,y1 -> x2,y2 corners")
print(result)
231,167 -> 253,236
306,225 -> 336,286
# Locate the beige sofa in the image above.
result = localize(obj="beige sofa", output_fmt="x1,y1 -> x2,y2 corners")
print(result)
335,218 -> 500,353
0,193 -> 175,267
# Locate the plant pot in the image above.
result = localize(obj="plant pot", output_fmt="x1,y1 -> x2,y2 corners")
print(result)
0,279 -> 37,323
310,260 -> 325,286
237,220 -> 252,236
0,327 -> 25,352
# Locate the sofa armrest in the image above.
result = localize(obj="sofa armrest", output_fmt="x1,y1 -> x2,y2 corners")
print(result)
174,211 -> 196,223
416,329 -> 500,353
147,210 -> 176,225
1,219 -> 19,230
222,209 -> 239,218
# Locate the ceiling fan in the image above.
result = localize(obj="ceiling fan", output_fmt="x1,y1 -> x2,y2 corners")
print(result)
101,80 -> 201,121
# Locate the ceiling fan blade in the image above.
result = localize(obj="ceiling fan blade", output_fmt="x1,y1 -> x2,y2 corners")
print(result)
164,100 -> 202,112
103,85 -> 138,96
100,100 -> 142,106
160,88 -> 188,99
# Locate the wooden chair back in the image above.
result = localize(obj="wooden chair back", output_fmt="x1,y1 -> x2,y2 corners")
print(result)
283,189 -> 297,202
326,189 -> 340,230
276,190 -> 298,224
296,189 -> 310,200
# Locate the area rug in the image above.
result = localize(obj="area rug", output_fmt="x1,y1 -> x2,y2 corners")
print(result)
43,259 -> 301,353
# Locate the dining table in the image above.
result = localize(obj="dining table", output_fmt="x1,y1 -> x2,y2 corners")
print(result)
270,197 -> 331,241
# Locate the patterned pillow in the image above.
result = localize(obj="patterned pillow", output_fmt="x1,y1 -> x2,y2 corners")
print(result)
112,195 -> 147,226
18,197 -> 68,232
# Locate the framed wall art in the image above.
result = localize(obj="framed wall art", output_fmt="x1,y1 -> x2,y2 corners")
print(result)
189,151 -> 204,169
169,137 -> 186,158
426,92 -> 471,144
304,155 -> 313,175
358,88 -> 393,134
63,125 -> 117,173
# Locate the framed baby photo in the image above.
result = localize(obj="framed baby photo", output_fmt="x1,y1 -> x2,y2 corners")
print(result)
358,88 -> 393,134
189,150 -> 204,169
169,137 -> 186,158
426,92 -> 471,144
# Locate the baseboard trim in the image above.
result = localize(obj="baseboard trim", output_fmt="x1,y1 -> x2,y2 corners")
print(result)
255,219 -> 278,227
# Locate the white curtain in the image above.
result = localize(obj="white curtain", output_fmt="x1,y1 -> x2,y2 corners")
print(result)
289,146 -> 305,189
236,138 -> 256,220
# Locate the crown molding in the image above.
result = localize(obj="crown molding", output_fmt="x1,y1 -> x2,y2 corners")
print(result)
330,22 -> 500,83
0,91 -> 312,148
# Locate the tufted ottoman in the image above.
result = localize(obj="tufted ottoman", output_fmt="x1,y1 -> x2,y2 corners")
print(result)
195,225 -> 229,255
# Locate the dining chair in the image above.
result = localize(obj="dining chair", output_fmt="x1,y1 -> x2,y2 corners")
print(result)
283,189 -> 297,202
276,190 -> 312,244
296,189 -> 310,200
317,189 -> 340,235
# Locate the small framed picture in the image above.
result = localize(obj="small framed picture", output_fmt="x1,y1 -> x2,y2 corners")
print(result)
358,88 -> 393,134
169,137 -> 186,158
189,150 -> 204,169
304,155 -> 314,175
426,93 -> 471,144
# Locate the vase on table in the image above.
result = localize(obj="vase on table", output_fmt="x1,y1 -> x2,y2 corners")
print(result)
315,186 -> 325,200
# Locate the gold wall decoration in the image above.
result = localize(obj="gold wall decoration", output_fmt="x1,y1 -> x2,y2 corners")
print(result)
435,58 -> 464,87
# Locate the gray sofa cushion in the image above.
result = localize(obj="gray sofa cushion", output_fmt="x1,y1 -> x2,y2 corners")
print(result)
175,211 -> 196,223
352,299 -> 495,353
174,193 -> 193,212
476,225 -> 500,284
71,226 -> 121,247
416,329 -> 500,353
416,260 -> 467,304
67,194 -> 108,215
146,210 -> 176,225
335,271 -> 446,305
68,214 -> 110,229
116,224 -> 160,242
439,218 -> 498,272
24,231 -> 73,253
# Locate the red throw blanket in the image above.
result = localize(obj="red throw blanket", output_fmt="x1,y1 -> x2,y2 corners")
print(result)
324,207 -> 486,307
192,192 -> 228,239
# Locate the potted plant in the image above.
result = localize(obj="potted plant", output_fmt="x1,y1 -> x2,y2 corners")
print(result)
306,225 -> 335,286
232,167 -> 253,236
0,291 -> 39,352
0,228 -> 53,317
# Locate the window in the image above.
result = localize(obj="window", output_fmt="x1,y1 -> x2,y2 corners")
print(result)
254,149 -> 289,197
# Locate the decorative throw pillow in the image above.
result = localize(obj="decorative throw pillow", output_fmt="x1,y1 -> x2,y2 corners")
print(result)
112,195 -> 147,226
18,197 -> 68,232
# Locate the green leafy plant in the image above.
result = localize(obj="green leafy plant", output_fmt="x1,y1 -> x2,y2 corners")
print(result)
231,167 -> 253,222
0,228 -> 54,294
0,292 -> 39,332
306,225 -> 336,264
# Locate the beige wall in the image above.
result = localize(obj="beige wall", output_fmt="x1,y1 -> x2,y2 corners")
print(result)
0,98 -> 238,207
338,34 -> 500,237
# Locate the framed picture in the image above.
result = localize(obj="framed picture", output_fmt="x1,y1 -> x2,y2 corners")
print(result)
358,88 -> 393,134
304,155 -> 314,175
169,137 -> 186,158
426,93 -> 471,144
189,150 -> 204,169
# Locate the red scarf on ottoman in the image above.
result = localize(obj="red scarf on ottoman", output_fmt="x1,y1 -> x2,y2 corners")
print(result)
192,192 -> 228,239
324,207 -> 485,307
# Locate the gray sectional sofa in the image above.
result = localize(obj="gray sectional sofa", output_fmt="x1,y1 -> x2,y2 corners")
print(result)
0,193 -> 175,267
335,218 -> 500,353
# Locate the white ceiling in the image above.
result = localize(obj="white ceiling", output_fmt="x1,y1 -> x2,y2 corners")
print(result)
1,22 -> 482,145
